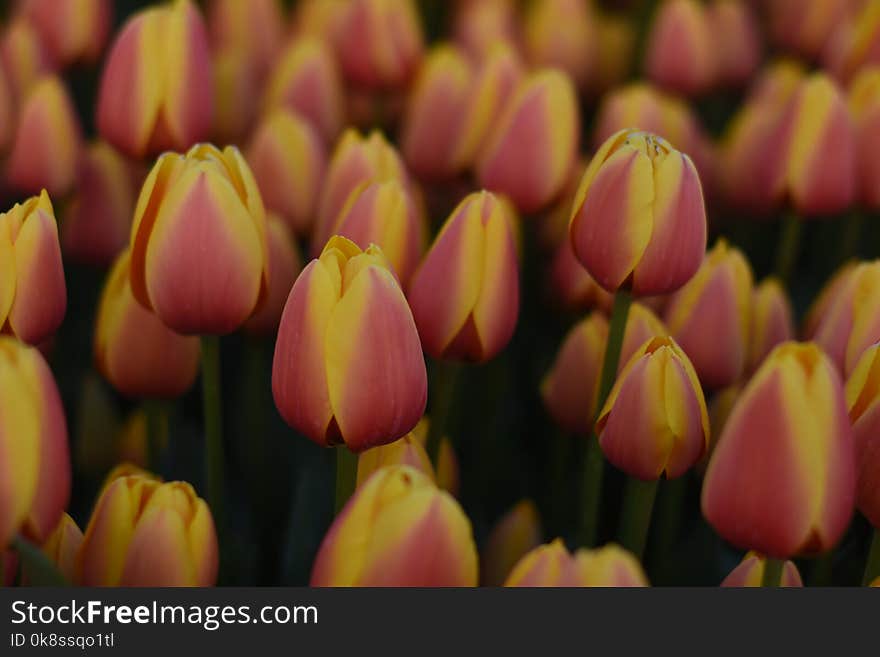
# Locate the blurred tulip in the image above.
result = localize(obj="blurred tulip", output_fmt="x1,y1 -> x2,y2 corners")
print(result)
824,1 -> 880,84
62,141 -> 141,267
452,0 -> 519,60
337,0 -> 424,90
400,45 -> 473,181
844,343 -> 880,527
206,0 -> 283,80
748,278 -> 795,374
78,475 -> 218,586
311,465 -> 477,586
570,129 -> 706,296
129,143 -> 269,335
244,215 -> 302,336
210,47 -> 259,145
549,238 -> 613,313
644,0 -> 716,96
356,431 -> 434,487
0,62 -> 13,156
481,500 -> 543,586
848,67 -> 880,209
0,190 -> 66,345
40,513 -> 82,582
408,191 -> 519,362
721,552 -> 803,587
477,69 -> 579,213
702,342 -> 856,558
19,0 -> 112,67
593,12 -> 636,94
6,75 -> 81,197
246,108 -> 327,236
96,0 -> 212,158
0,336 -> 69,547
707,0 -> 762,88
664,240 -> 754,389
292,0 -> 348,43
263,37 -> 344,143
769,0 -> 852,61
523,0 -> 596,90
273,237 -> 426,452
505,539 -> 648,587
1,16 -> 52,104
95,250 -> 200,399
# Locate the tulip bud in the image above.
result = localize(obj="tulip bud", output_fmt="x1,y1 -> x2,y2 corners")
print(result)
337,0 -> 424,90
408,191 -> 519,362
95,250 -> 200,399
210,47 -> 259,145
702,342 -> 856,558
524,0 -> 596,91
246,108 -> 327,236
748,277 -> 795,374
40,513 -> 82,582
206,0 -> 283,81
481,500 -> 543,586
569,129 -> 707,296
62,141 -> 142,267
244,215 -> 303,336
273,237 -> 426,451
96,0 -> 212,158
311,465 -> 477,586
400,45 -> 473,181
129,143 -> 269,335
0,190 -> 66,345
844,343 -> 880,528
824,1 -> 880,85
644,0 -> 716,96
0,336 -> 69,547
706,0 -> 761,88
263,37 -> 344,143
357,431 -> 434,487
6,75 -> 82,197
477,69 -> 579,213
452,0 -> 519,61
664,240 -> 754,389
505,539 -> 648,586
20,0 -> 112,67
848,67 -> 880,210
78,475 -> 218,586
1,17 -> 52,104
721,552 -> 803,587
769,0 -> 851,61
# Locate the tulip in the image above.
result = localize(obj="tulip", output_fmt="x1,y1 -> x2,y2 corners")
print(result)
0,336 -> 69,547
706,0 -> 761,88
824,1 -> 880,84
664,240 -> 754,389
210,47 -> 259,145
481,500 -> 543,586
40,513 -> 82,582
0,62 -> 13,156
848,67 -> 880,210
19,0 -> 112,67
748,278 -> 795,374
356,431 -> 434,488
505,539 -> 648,587
62,141 -> 142,267
129,143 -> 269,335
593,12 -> 635,94
78,475 -> 218,586
0,190 -> 66,345
721,552 -> 803,587
311,465 -> 477,586
1,17 -> 52,104
408,191 -> 519,362
246,108 -> 327,236
769,0 -> 851,61
400,45 -> 473,181
702,342 -> 856,558
244,215 -> 303,336
101,462 -> 159,495
292,0 -> 348,44
523,0 -> 596,91
337,0 -> 424,91
262,37 -> 344,143
703,383 -> 742,471
549,228 -> 613,313
844,344 -> 880,528
569,129 -> 707,297
452,0 -> 519,61
206,0 -> 283,80
273,237 -> 426,451
95,250 -> 200,399
644,0 -> 716,96
96,0 -> 212,158
6,75 -> 82,197
477,69 -> 579,213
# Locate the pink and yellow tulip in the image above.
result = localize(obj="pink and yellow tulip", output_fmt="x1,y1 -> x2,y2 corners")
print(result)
481,499 -> 543,587
644,0 -> 716,96
768,0 -> 852,61
748,278 -> 795,375
505,539 -> 648,587
452,0 -> 519,61
721,552 -> 803,587
844,343 -> 880,528
206,0 -> 283,81
356,431 -> 434,488
40,513 -> 82,583
523,0 -> 596,91
19,0 -> 112,67
824,1 -> 880,84
1,16 -> 52,104
848,67 -> 880,210
707,0 -> 761,88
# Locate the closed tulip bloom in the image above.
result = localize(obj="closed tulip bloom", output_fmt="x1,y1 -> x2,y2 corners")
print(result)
273,237 -> 426,451
210,47 -> 259,145
452,0 -> 519,61
129,143 -> 269,335
263,37 -> 344,143
569,129 -> 707,296
748,278 -> 795,374
644,0 -> 716,96
246,108 -> 327,236
78,475 -> 218,586
206,0 -> 283,81
356,431 -> 434,488
664,240 -> 754,389
19,0 -> 112,67
1,17 -> 52,104
311,465 -> 477,586
848,67 -> 880,209
844,344 -> 880,527
0,190 -> 66,345
95,250 -> 200,399
524,0 -> 596,91
702,342 -> 856,558
400,45 -> 473,181
769,0 -> 851,61
6,75 -> 82,197
707,0 -> 761,88
481,500 -> 543,586
477,69 -> 579,213
549,238 -> 613,313
96,0 -> 212,158
596,336 -> 709,480
824,2 -> 880,84
408,191 -> 519,362
40,513 -> 82,582
0,336 -> 69,547
505,539 -> 648,587
721,552 -> 803,587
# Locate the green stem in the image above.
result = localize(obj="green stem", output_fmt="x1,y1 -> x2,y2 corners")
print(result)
810,553 -> 833,587
774,211 -> 802,285
578,437 -> 605,547
650,475 -> 688,575
596,290 -> 633,411
548,428 -> 571,535
12,535 -> 68,586
144,400 -> 168,475
200,336 -> 225,524
617,477 -> 659,560
425,361 -> 461,464
863,528 -> 880,586
335,447 -> 359,514
761,558 -> 785,587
